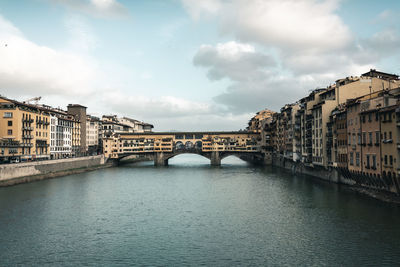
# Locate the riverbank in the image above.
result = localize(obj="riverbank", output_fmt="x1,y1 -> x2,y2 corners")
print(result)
0,155 -> 111,187
272,156 -> 400,204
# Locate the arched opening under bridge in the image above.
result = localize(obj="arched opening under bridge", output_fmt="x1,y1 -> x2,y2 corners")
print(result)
166,153 -> 248,166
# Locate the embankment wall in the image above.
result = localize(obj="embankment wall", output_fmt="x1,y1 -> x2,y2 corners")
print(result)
272,156 -> 400,202
0,155 -> 110,186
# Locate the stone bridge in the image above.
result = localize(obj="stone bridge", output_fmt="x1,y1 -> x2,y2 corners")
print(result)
103,131 -> 262,166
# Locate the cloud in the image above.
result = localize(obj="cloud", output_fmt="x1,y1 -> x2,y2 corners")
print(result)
363,29 -> 400,57
181,0 -> 222,20
192,41 -> 378,113
48,0 -> 129,18
98,91 -> 252,131
193,41 -> 276,81
183,0 -> 351,53
192,41 -> 306,113
184,0 -> 400,113
0,15 -> 98,98
65,15 -> 98,52
103,92 -> 216,118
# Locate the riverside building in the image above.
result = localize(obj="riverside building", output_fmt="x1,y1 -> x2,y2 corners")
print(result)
49,111 -> 75,159
254,70 -> 400,195
0,96 -> 51,162
86,115 -> 100,155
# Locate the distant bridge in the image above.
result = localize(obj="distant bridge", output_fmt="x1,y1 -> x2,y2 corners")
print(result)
103,131 -> 262,166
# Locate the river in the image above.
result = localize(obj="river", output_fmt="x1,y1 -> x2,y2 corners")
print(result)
0,155 -> 399,266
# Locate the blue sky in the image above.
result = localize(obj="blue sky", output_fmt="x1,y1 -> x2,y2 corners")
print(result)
0,0 -> 399,130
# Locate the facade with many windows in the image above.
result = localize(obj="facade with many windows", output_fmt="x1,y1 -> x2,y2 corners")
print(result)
255,70 -> 400,194
0,96 -> 50,162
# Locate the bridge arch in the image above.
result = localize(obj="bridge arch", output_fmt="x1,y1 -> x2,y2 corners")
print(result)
195,141 -> 202,150
163,151 -> 211,161
185,141 -> 194,150
175,141 -> 184,150
154,151 -> 261,166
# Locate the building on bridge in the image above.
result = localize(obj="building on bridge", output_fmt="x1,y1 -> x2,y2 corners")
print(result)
103,131 -> 262,166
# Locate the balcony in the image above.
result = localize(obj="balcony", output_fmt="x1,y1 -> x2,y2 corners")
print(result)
23,135 -> 33,139
22,143 -> 33,147
22,118 -> 34,123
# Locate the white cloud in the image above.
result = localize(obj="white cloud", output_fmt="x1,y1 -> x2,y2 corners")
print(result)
0,15 -> 98,98
183,0 -> 351,53
48,0 -> 129,18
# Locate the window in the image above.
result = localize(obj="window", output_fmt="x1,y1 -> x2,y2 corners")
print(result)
7,120 -> 12,126
390,155 -> 393,165
350,152 -> 354,166
366,155 -> 370,168
372,155 -> 376,169
7,129 -> 12,135
369,132 -> 372,145
362,132 -> 366,144
368,113 -> 372,122
375,113 -> 379,121
389,132 -> 392,140
356,152 -> 360,166
3,112 -> 12,118
8,148 -> 17,154
385,155 -> 388,165
348,134 -> 351,145
358,133 -> 361,145
375,131 -> 380,144
384,132 -> 387,140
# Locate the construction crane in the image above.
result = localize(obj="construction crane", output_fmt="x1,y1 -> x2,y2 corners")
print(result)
23,96 -> 41,105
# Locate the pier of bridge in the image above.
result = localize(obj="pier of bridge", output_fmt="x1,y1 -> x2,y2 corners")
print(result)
103,131 -> 262,166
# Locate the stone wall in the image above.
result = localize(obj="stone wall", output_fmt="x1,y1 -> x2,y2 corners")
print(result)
272,156 -> 345,184
0,155 -> 108,186
271,155 -> 400,195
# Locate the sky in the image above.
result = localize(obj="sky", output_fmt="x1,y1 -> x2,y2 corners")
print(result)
0,0 -> 399,131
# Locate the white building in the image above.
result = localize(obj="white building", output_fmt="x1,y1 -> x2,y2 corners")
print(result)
49,112 -> 74,159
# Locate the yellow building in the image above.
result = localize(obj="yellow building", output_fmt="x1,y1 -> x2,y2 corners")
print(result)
0,96 -> 50,162
72,119 -> 81,157
103,132 -> 260,159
